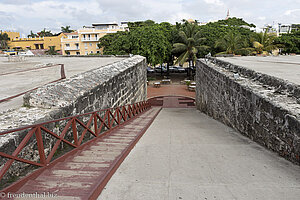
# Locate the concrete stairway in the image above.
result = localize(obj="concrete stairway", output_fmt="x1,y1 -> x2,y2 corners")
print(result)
14,107 -> 161,200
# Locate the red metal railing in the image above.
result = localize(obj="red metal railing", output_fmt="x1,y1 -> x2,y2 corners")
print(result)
0,101 -> 150,182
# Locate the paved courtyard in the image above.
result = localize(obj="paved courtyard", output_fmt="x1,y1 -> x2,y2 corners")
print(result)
0,56 -> 124,112
147,84 -> 195,99
218,56 -> 300,85
99,108 -> 300,200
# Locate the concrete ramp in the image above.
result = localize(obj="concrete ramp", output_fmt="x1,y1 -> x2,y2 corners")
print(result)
99,108 -> 300,200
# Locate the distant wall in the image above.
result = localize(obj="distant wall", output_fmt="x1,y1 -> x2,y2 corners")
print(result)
196,57 -> 300,165
0,55 -> 147,187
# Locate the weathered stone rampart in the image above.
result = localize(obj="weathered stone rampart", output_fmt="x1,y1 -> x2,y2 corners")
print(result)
196,57 -> 300,165
0,55 -> 147,187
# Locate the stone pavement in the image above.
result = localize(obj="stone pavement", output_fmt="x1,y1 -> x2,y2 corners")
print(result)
147,84 -> 195,99
0,56 -> 124,112
218,56 -> 300,85
98,108 -> 300,200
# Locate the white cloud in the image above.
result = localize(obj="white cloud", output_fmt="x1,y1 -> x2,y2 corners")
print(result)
257,16 -> 266,21
284,9 -> 300,15
204,0 -> 224,6
0,0 -> 300,35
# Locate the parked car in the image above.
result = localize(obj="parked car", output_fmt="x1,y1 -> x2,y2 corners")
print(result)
147,67 -> 155,73
168,66 -> 176,73
173,66 -> 186,73
155,66 -> 167,73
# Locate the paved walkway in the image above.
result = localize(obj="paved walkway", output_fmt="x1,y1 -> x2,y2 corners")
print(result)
0,57 -> 124,112
147,85 -> 195,99
98,108 -> 300,200
218,56 -> 300,85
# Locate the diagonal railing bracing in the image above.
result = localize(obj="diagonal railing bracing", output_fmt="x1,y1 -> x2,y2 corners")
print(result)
0,101 -> 150,183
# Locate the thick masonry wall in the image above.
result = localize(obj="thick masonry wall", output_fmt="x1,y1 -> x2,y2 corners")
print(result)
0,55 -> 147,187
196,57 -> 300,165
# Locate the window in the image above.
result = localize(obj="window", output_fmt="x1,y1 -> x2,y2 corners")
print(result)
90,51 -> 93,54
40,44 -> 44,49
35,44 -> 39,49
72,35 -> 78,39
96,51 -> 100,54
89,43 -> 92,47
84,43 -> 87,47
75,43 -> 79,49
66,44 -> 70,47
76,52 -> 80,55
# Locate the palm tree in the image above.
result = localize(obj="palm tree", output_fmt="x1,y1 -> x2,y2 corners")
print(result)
0,33 -> 10,49
46,46 -> 59,55
215,31 -> 249,55
61,26 -> 73,33
172,22 -> 209,73
27,30 -> 37,38
38,28 -> 53,37
251,29 -> 278,55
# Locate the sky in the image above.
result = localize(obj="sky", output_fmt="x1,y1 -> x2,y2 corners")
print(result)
0,0 -> 300,36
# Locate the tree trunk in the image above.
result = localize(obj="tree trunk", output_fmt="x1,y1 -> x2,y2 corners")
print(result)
167,63 -> 170,77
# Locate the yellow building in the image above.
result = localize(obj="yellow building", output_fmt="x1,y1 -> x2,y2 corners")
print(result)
61,23 -> 128,55
0,31 -> 20,40
7,33 -> 66,53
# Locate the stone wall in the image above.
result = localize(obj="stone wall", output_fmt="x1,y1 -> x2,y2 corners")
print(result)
0,55 -> 147,187
196,57 -> 300,165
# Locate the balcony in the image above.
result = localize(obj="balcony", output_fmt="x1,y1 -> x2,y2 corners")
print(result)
81,37 -> 98,42
65,47 -> 80,51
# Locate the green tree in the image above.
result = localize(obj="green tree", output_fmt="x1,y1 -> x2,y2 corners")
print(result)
130,22 -> 172,66
275,30 -> 300,54
98,31 -> 131,55
38,28 -> 53,37
27,30 -> 37,38
251,29 -> 278,54
198,17 -> 255,55
99,21 -> 173,67
0,33 -> 10,49
46,46 -> 59,55
215,31 -> 249,55
61,26 -> 73,33
172,22 -> 208,66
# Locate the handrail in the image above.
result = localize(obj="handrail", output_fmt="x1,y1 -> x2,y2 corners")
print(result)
0,101 -> 151,182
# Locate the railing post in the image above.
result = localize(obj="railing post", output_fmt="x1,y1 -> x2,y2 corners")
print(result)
107,109 -> 111,129
72,118 -> 79,146
94,113 -> 98,136
35,127 -> 47,165
117,108 -> 120,125
60,64 -> 66,79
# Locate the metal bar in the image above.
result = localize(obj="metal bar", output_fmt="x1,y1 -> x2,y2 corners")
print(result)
0,128 -> 36,180
45,120 -> 73,163
94,113 -> 98,137
0,101 -> 149,183
35,127 -> 47,165
95,113 -> 109,135
0,152 -> 44,167
76,117 -> 97,145
117,108 -> 120,125
72,118 -> 79,146
60,64 -> 66,79
107,109 -> 111,129
40,126 -> 77,148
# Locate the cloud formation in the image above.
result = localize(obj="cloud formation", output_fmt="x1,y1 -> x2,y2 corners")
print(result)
0,0 -> 299,35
